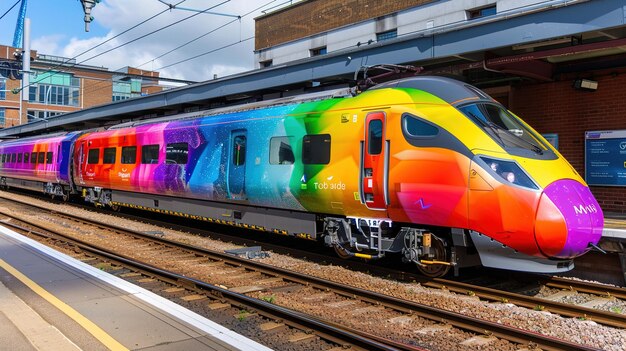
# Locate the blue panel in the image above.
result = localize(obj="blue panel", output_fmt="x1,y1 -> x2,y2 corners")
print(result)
585,130 -> 626,186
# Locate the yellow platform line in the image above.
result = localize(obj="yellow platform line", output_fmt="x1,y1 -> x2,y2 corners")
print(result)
0,259 -> 129,351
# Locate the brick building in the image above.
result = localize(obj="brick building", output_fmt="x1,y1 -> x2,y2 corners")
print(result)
0,44 -> 161,128
253,0 -> 626,213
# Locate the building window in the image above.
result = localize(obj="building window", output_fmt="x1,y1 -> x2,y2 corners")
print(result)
302,134 -> 331,164
0,78 -> 5,100
310,47 -> 327,57
27,110 -> 62,123
0,108 -> 5,127
468,5 -> 496,19
260,60 -> 273,68
112,79 -> 142,102
28,71 -> 80,107
376,29 -> 397,42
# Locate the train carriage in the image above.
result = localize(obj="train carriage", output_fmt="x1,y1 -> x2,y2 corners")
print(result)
0,131 -> 82,200
70,76 -> 603,277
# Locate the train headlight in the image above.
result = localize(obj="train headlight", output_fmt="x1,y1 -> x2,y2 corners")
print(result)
479,156 -> 539,190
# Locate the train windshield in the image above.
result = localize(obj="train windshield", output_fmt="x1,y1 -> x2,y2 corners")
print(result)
459,103 -> 550,156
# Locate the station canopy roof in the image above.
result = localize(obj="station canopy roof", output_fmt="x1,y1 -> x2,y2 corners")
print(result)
2,0 -> 625,138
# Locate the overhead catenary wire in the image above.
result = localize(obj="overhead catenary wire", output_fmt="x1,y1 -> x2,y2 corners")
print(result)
77,0 -> 230,64
156,36 -> 254,71
135,0 -> 278,70
73,36 -> 255,100
26,0 -> 286,121
0,0 -> 21,21
77,1 -> 280,100
16,0 -> 193,93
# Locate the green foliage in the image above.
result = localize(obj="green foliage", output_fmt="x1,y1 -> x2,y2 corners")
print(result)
261,295 -> 276,304
237,310 -> 248,321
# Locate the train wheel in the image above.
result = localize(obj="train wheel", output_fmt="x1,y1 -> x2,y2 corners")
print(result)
417,238 -> 451,278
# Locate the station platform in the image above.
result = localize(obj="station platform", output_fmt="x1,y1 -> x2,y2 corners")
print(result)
603,214 -> 626,240
0,225 -> 272,351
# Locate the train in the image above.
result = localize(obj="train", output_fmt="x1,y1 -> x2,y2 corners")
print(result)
0,76 -> 604,277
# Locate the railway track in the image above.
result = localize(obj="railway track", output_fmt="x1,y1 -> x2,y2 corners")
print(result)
15,192 -> 625,328
0,195 -> 610,351
0,209 -> 423,351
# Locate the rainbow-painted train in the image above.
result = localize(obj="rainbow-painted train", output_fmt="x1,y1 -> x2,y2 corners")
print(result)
0,76 -> 604,276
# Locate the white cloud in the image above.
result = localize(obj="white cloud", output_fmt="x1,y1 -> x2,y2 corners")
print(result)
32,0 -> 277,82
31,34 -> 64,56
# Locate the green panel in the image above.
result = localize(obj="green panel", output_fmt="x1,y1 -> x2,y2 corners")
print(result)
31,71 -> 72,86
112,82 -> 131,93
130,79 -> 142,93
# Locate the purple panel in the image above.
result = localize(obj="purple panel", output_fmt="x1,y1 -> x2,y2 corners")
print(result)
543,179 -> 603,257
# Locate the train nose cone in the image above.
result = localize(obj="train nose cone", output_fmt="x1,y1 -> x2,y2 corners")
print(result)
535,179 -> 603,259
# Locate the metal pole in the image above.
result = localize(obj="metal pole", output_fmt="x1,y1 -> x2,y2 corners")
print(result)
21,18 -> 30,125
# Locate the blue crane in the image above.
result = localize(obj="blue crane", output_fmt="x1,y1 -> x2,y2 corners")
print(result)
12,0 -> 27,48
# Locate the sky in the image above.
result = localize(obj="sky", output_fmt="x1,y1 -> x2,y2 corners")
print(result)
0,0 -> 296,83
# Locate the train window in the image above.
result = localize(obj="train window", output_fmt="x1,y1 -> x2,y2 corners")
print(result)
11,153 -> 16,163
24,153 -> 29,162
269,137 -> 295,165
46,152 -> 53,164
141,145 -> 160,164
30,152 -> 37,164
232,136 -> 246,166
165,143 -> 188,164
1,154 -> 4,163
103,148 -> 116,164
121,146 -> 137,164
37,152 -> 44,163
302,134 -> 331,164
368,120 -> 383,155
403,114 -> 439,137
88,149 -> 100,164
17,153 -> 22,163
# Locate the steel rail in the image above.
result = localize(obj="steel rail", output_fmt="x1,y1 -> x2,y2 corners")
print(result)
0,215 -> 424,351
542,276 -> 626,300
419,277 -> 626,329
0,199 -> 604,351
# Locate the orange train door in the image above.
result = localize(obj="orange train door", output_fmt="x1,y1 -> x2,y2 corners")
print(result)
360,112 -> 389,211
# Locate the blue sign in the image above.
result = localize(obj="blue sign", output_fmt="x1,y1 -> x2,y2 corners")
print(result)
585,130 -> 626,186
542,133 -> 558,150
